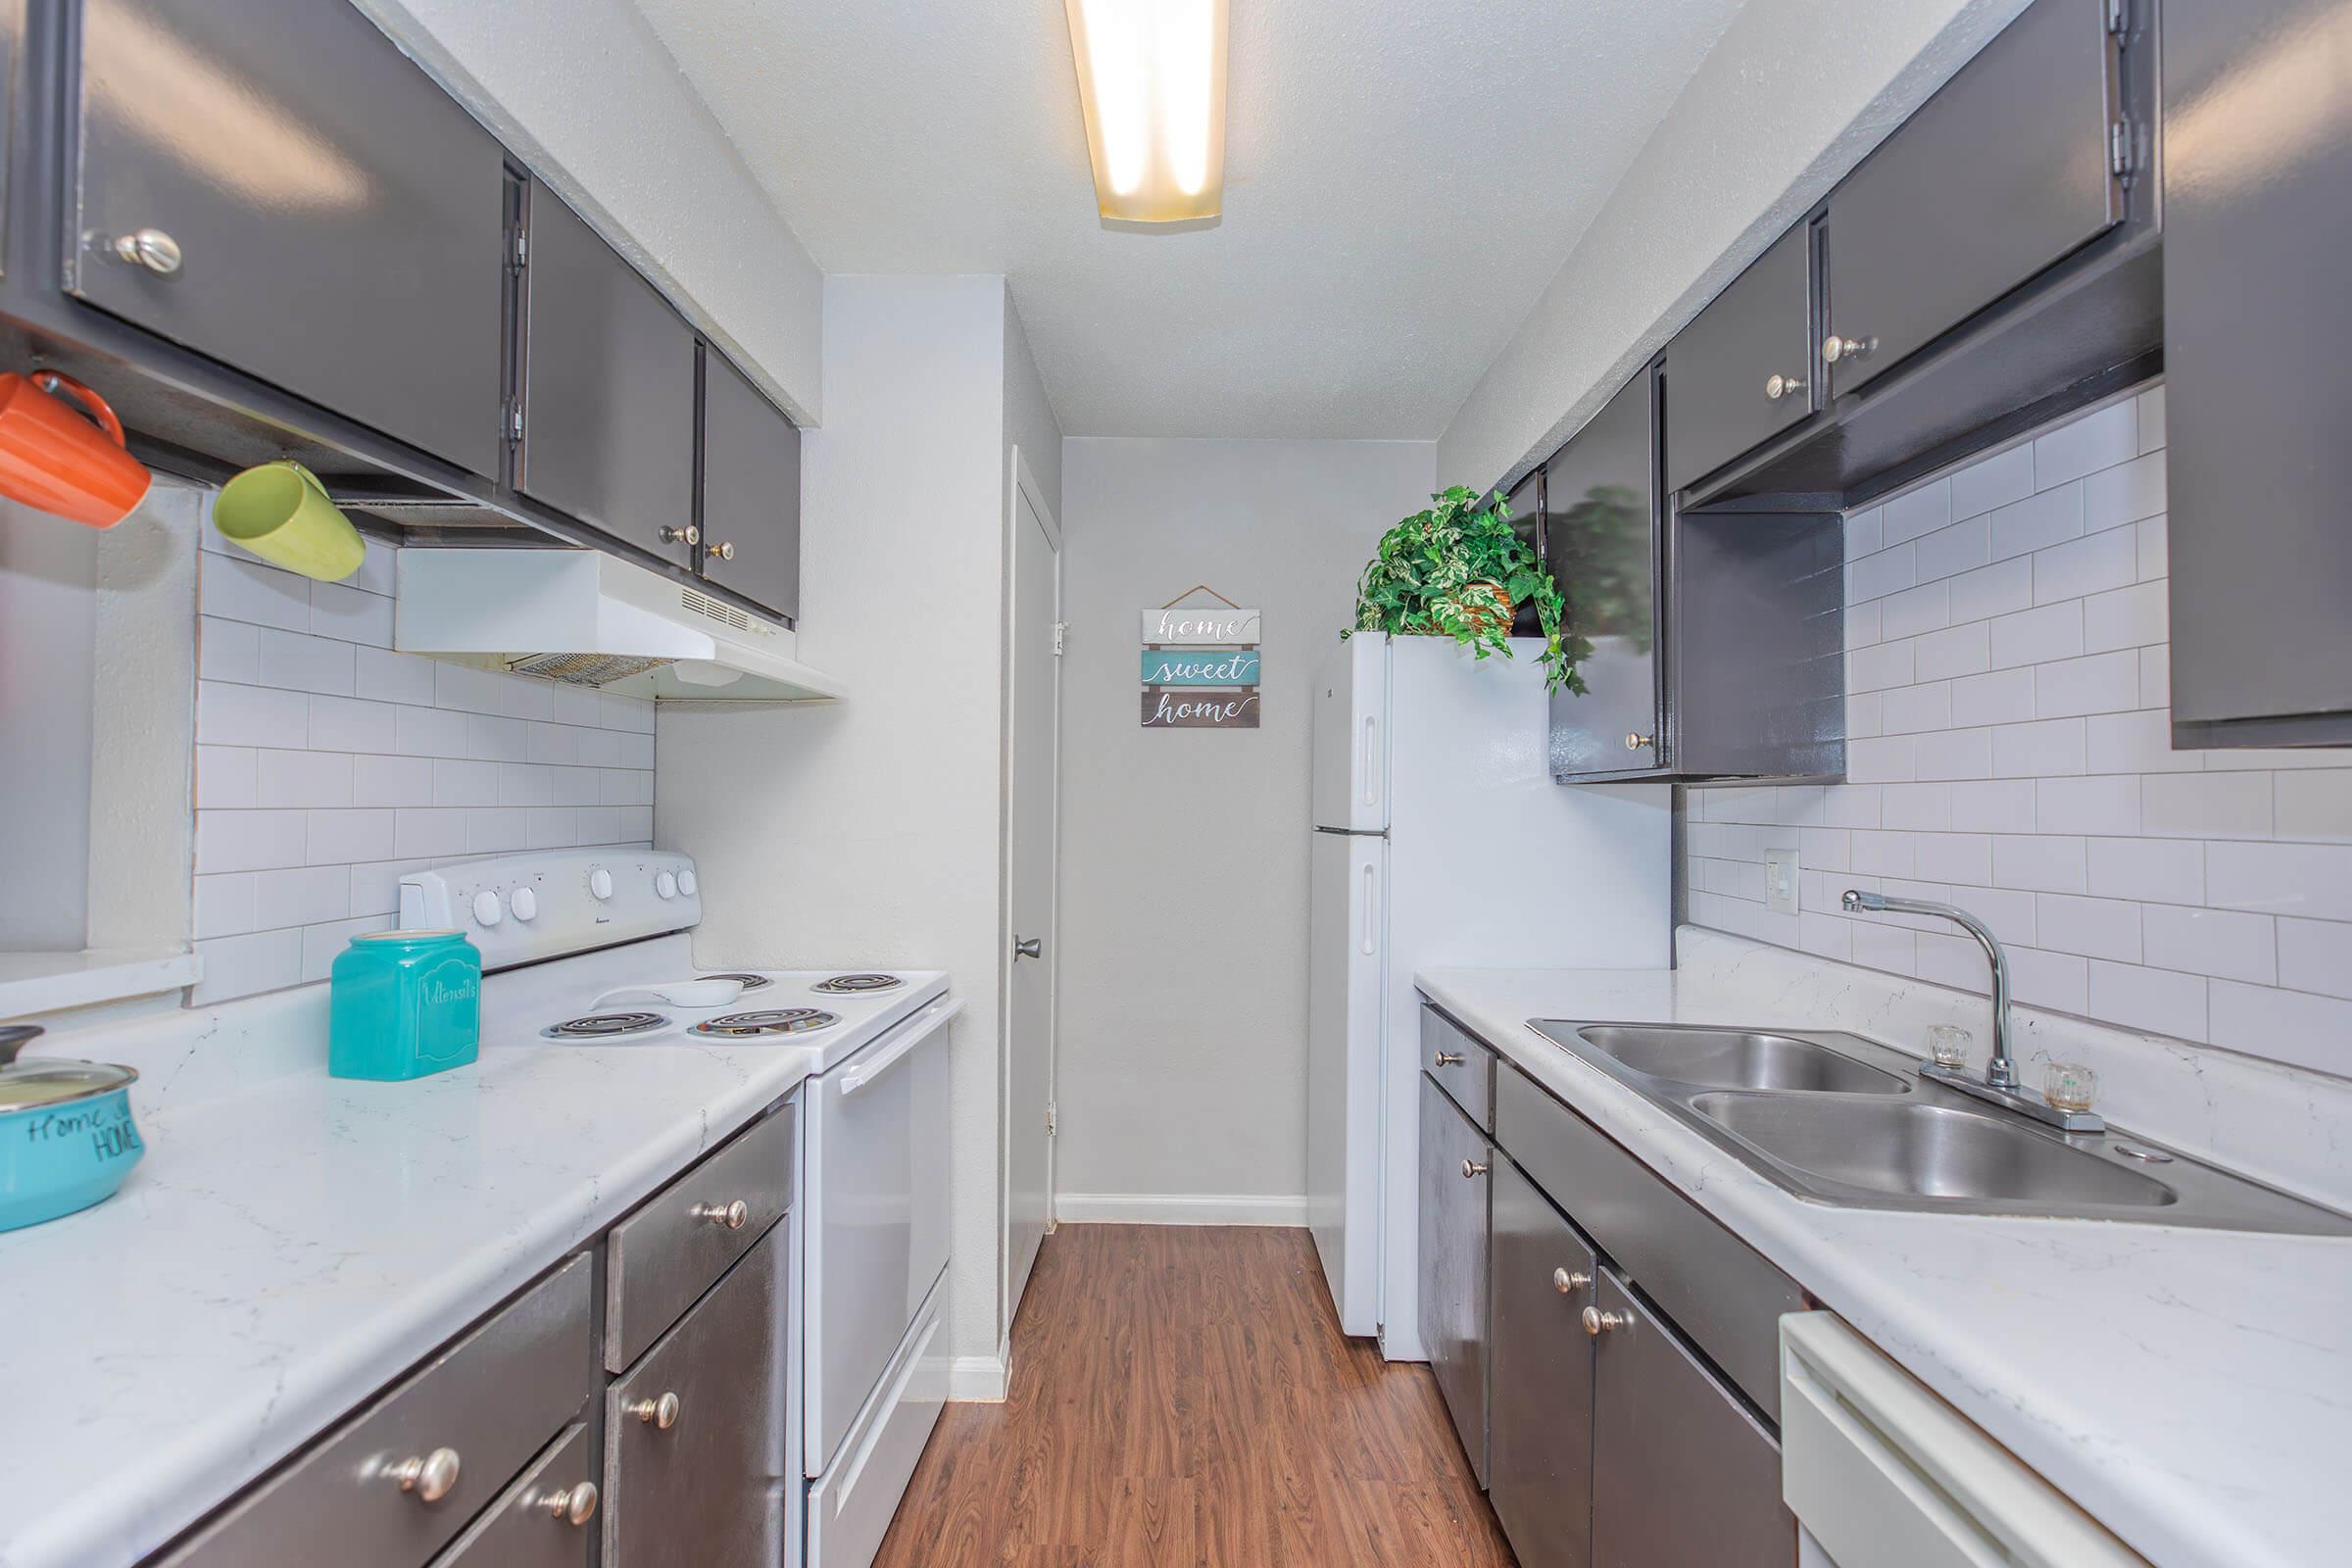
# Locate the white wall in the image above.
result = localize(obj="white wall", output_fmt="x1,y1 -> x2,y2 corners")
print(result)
357,0 -> 825,423
660,275 -> 1052,1376
1438,0 -> 2031,492
1688,386 -> 2352,1083
1054,438 -> 1436,1212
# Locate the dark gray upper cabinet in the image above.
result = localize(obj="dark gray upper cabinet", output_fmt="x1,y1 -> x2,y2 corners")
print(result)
1489,1157 -> 1596,1568
518,183 -> 696,567
1503,466 -> 1544,637
1821,0 -> 2124,400
699,348 -> 803,621
1418,1072 -> 1490,1487
1545,370 -> 1662,780
72,0 -> 507,476
2164,0 -> 2352,748
1664,224 -> 1814,493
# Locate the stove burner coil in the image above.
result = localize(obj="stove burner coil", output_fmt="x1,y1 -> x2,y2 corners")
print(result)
701,973 -> 773,990
542,1011 -> 669,1039
690,1007 -> 840,1038
812,973 -> 905,994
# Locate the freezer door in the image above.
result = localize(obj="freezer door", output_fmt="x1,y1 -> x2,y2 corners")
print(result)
1312,638 -> 1390,830
1306,827 -> 1385,1337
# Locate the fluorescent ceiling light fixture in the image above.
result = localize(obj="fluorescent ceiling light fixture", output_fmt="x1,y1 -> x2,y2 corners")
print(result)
1064,0 -> 1229,222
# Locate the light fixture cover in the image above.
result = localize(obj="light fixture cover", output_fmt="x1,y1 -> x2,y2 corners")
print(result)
1063,0 -> 1229,222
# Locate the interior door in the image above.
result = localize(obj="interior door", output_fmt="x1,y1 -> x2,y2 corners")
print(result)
1004,459 -> 1061,1329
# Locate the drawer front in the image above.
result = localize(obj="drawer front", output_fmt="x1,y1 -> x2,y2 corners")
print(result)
606,1102 -> 795,1372
1495,1064 -> 1802,1421
1592,1268 -> 1792,1566
1421,1004 -> 1494,1130
1664,223 -> 1814,492
427,1423 -> 597,1568
163,1254 -> 594,1568
606,1225 -> 789,1566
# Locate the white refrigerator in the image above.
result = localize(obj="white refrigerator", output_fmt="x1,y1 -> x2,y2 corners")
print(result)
1306,635 -> 1672,1359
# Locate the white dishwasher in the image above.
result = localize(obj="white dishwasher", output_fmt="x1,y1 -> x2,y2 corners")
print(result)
803,994 -> 962,1568
1779,1311 -> 2149,1568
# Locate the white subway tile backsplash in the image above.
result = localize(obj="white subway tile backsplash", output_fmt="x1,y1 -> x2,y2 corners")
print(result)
2135,387 -> 2166,453
1988,483 -> 2083,563
195,745 -> 260,808
1987,601 -> 2083,669
1991,717 -> 2086,778
199,680 -> 312,751
2035,774 -> 2140,836
2278,918 -> 2352,1002
1879,682 -> 1951,735
2082,580 -> 2168,655
192,873 -> 256,940
2082,450 -> 2167,532
304,808 -> 395,866
1951,779 -> 2036,834
2141,772 -> 2273,841
1851,545 -> 1917,603
2086,959 -> 2206,1042
1993,834 -> 2087,894
395,704 -> 473,760
2034,650 -> 2139,719
253,749 -> 355,809
195,809 -> 308,874
1881,482 -> 1951,547
2274,770 -> 2352,843
201,553 -> 313,632
198,616 -> 261,683
2206,841 -> 2352,923
1945,557 -> 2034,625
307,580 -> 392,647
255,627 -> 357,696
1912,515 -> 1991,586
2083,709 -> 2199,775
2143,905 -> 2277,985
355,646 -> 438,707
469,713 -> 531,763
2031,526 -> 2136,607
2134,514 -> 2168,583
1912,621 -> 1989,682
393,808 -> 471,860
1879,581 -> 1949,640
1914,832 -> 1991,885
1882,783 -> 1953,832
1847,640 -> 1914,694
1949,667 -> 2034,728
2086,836 -> 2203,905
252,864 -> 351,930
353,755 -> 435,808
2033,893 -> 2141,962
301,915 -> 397,982
1949,444 -> 2034,521
2208,983 -> 2352,1078
1914,727 -> 1992,782
2006,946 -> 2089,1014
1847,736 -> 1917,785
2034,399 -> 2139,488
190,929 -> 303,1006
308,694 -> 397,754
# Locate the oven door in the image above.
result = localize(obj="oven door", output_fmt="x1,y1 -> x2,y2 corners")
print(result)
804,996 -> 961,1474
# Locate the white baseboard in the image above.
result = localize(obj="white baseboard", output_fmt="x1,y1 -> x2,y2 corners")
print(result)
947,1352 -> 1007,1402
1053,1193 -> 1309,1227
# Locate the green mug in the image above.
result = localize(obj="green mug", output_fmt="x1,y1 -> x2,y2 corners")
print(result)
212,461 -> 366,582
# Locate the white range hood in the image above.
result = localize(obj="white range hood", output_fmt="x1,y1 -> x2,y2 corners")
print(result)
395,549 -> 843,703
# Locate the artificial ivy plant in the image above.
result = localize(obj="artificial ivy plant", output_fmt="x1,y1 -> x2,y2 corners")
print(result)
1346,484 -> 1591,696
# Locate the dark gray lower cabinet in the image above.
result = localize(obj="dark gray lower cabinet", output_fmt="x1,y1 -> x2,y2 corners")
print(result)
1418,1071 -> 1490,1485
1488,1158 -> 1595,1568
73,0 -> 508,475
698,348 -> 803,621
604,1220 -> 789,1565
1591,1268 -> 1791,1567
519,182 -> 696,566
427,1423 -> 598,1568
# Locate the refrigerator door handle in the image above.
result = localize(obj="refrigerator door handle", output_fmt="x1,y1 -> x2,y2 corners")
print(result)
1361,861 -> 1378,956
1361,715 -> 1379,808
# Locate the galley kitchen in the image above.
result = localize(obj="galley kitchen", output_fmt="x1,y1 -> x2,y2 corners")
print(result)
2,2 -> 2348,1566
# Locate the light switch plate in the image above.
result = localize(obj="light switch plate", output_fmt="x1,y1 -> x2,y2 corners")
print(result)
1764,847 -> 1800,915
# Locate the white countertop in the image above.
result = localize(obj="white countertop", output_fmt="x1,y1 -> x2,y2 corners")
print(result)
1418,961 -> 2352,1568
0,942 -> 943,1568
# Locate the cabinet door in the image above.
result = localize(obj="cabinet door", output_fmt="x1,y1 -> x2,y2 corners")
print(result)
1591,1270 -> 1792,1568
699,349 -> 803,620
519,184 -> 696,566
604,1225 -> 788,1565
1544,371 -> 1661,778
1489,1158 -> 1594,1568
1503,466 -> 1544,637
2164,0 -> 2352,736
1418,1072 -> 1490,1485
74,0 -> 506,474
1664,224 -> 1813,492
1821,0 -> 2122,399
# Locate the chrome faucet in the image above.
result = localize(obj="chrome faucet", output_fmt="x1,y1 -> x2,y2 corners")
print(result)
1840,889 -> 2102,1133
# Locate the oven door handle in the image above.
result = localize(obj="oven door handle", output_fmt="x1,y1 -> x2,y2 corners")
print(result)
839,998 -> 965,1097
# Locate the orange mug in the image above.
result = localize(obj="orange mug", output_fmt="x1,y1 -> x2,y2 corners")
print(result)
0,370 -> 151,528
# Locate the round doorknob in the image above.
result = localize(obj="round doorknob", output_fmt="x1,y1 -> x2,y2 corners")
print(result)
1625,732 -> 1655,751
541,1480 -> 599,1527
628,1392 -> 682,1430
111,228 -> 182,275
1433,1051 -> 1465,1067
660,524 -> 700,546
389,1446 -> 462,1502
1461,1158 -> 1489,1179
1764,372 -> 1805,401
1552,1267 -> 1592,1295
1583,1305 -> 1632,1338
707,540 -> 735,561
691,1198 -> 750,1230
1822,333 -> 1872,365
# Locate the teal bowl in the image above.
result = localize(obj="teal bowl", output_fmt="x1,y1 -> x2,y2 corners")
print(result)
0,1060 -> 144,1232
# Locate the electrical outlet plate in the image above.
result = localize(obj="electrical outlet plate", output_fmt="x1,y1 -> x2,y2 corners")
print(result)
1764,847 -> 1800,915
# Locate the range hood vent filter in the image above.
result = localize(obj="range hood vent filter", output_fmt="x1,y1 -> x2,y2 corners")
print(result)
506,651 -> 669,687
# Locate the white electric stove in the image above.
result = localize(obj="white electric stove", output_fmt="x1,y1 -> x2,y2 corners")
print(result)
402,850 -> 958,1568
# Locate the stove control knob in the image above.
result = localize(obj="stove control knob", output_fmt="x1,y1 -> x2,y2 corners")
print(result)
678,869 -> 699,897
588,867 -> 613,902
471,890 -> 504,927
510,887 -> 539,922
656,870 -> 678,900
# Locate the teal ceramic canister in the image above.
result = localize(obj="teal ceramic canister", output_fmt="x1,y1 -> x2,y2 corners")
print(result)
329,929 -> 482,1081
0,1025 -> 145,1232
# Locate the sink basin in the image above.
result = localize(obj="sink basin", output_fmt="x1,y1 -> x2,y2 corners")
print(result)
1565,1024 -> 1909,1096
1691,1094 -> 2176,1209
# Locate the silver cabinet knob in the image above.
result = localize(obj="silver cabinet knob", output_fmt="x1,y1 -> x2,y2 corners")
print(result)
707,540 -> 735,561
1014,936 -> 1043,960
1461,1158 -> 1489,1179
1822,333 -> 1872,365
1625,732 -> 1655,751
690,1199 -> 750,1230
111,228 -> 182,275
1582,1305 -> 1632,1338
1433,1051 -> 1465,1067
1764,372 -> 1806,401
659,524 -> 700,546
540,1480 -> 599,1527
389,1446 -> 462,1503
628,1391 -> 682,1430
1552,1267 -> 1592,1295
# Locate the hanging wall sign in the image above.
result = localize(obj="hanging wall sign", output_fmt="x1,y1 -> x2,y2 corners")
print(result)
1141,589 -> 1261,729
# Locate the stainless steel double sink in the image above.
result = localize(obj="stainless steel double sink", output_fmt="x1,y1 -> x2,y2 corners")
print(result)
1530,1021 -> 2352,1236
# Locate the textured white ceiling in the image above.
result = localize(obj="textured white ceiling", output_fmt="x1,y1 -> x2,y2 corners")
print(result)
628,0 -> 1747,439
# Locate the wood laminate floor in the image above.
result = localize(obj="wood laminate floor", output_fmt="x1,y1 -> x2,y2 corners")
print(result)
872,1224 -> 1516,1567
